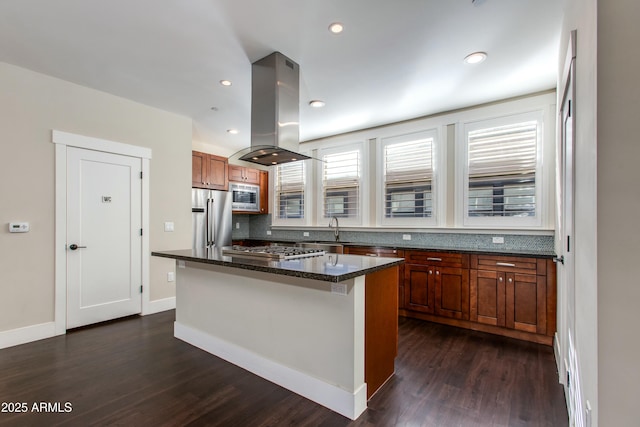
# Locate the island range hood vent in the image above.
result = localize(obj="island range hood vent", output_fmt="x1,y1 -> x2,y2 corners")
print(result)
239,52 -> 311,166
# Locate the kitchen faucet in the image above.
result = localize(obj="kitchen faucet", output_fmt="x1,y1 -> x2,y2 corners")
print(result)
329,216 -> 340,242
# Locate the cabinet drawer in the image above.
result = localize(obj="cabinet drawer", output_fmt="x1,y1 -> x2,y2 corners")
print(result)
405,250 -> 466,268
473,254 -> 538,274
346,246 -> 403,258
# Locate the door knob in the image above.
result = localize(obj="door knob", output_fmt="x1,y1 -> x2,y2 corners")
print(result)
69,244 -> 87,250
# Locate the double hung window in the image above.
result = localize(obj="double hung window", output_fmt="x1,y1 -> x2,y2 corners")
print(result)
461,111 -> 543,227
272,160 -> 306,224
380,129 -> 438,226
319,143 -> 364,225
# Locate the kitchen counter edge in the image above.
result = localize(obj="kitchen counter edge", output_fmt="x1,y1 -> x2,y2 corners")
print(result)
151,249 -> 405,283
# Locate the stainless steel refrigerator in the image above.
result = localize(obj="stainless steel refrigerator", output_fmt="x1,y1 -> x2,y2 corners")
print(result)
192,188 -> 232,249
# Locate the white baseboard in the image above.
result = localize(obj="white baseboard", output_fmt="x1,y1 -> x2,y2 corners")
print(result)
174,321 -> 367,420
0,322 -> 56,350
554,332 -> 564,385
1,299 -> 175,350
143,297 -> 176,315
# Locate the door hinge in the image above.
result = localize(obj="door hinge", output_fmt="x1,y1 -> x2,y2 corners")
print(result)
140,228 -> 143,236
140,171 -> 143,179
140,285 -> 143,294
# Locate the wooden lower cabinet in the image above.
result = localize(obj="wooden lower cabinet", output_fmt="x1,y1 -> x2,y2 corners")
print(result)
404,251 -> 469,320
401,251 -> 556,345
470,269 -> 506,327
435,267 -> 469,320
404,264 -> 435,313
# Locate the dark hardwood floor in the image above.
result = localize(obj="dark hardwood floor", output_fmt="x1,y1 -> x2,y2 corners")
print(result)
0,311 -> 567,426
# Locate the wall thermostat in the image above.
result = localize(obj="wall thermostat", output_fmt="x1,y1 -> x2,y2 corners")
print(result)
9,222 -> 30,233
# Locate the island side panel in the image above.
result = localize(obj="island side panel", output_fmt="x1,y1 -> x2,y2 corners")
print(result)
365,265 -> 399,399
174,261 -> 366,418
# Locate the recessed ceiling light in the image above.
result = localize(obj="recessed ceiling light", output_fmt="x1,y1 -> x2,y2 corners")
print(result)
309,100 -> 326,108
227,129 -> 238,134
328,22 -> 344,34
464,52 -> 487,64
220,80 -> 232,86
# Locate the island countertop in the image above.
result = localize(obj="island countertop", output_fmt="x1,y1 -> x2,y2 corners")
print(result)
152,248 -> 404,283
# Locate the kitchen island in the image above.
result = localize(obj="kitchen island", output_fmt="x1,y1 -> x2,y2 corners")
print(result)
151,248 -> 404,420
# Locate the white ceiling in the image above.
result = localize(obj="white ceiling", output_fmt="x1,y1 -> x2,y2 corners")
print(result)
0,0 -> 563,154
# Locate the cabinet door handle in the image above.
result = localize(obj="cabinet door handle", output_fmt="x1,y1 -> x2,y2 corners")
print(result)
499,277 -> 503,281
508,278 -> 513,283
427,257 -> 442,262
436,271 -> 440,275
496,262 -> 516,267
428,270 -> 433,274
366,253 -> 378,257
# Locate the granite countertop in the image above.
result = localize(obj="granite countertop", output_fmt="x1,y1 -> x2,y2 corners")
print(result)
234,239 -> 557,258
151,248 -> 404,283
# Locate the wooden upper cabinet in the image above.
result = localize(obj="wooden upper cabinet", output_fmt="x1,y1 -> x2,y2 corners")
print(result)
259,170 -> 269,214
192,151 -> 228,191
207,155 -> 228,190
229,165 -> 260,184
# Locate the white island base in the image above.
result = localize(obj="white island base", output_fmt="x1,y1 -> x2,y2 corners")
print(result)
173,260 -> 398,420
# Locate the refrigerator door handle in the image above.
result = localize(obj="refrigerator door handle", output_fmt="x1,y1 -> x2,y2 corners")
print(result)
209,198 -> 215,246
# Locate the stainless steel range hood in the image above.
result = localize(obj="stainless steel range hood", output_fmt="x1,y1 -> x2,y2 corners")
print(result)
239,52 -> 311,166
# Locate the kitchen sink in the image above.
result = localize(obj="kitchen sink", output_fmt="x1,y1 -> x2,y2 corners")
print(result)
296,241 -> 344,254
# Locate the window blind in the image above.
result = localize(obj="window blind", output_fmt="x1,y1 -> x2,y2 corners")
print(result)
274,161 -> 305,219
322,149 -> 360,218
467,120 -> 537,217
383,137 -> 433,218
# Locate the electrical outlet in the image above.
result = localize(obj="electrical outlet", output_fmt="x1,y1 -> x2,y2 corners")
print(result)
266,230 -> 272,235
402,234 -> 411,240
492,236 -> 504,244
303,231 -> 309,237
236,222 -> 240,229
164,222 -> 174,232
167,272 -> 175,282
331,283 -> 347,295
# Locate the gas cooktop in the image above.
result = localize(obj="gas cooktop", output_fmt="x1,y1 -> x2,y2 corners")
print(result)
222,245 -> 325,260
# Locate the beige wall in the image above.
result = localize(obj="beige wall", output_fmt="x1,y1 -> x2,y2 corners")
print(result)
596,1 -> 640,425
0,62 -> 192,332
560,1 -> 640,425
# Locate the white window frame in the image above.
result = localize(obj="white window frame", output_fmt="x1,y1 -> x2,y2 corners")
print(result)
270,158 -> 311,226
377,128 -> 441,227
316,141 -> 367,227
457,110 -> 545,228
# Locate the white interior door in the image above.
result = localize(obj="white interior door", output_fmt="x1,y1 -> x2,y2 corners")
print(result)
558,31 -> 580,425
66,146 -> 142,329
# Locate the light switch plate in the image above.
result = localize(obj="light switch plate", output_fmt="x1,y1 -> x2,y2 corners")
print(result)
9,222 -> 29,233
167,272 -> 175,282
164,222 -> 174,232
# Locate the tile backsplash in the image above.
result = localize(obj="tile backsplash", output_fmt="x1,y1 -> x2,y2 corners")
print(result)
232,214 -> 555,255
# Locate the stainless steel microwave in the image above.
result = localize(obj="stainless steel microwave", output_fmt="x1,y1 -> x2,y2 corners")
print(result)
230,182 -> 260,212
